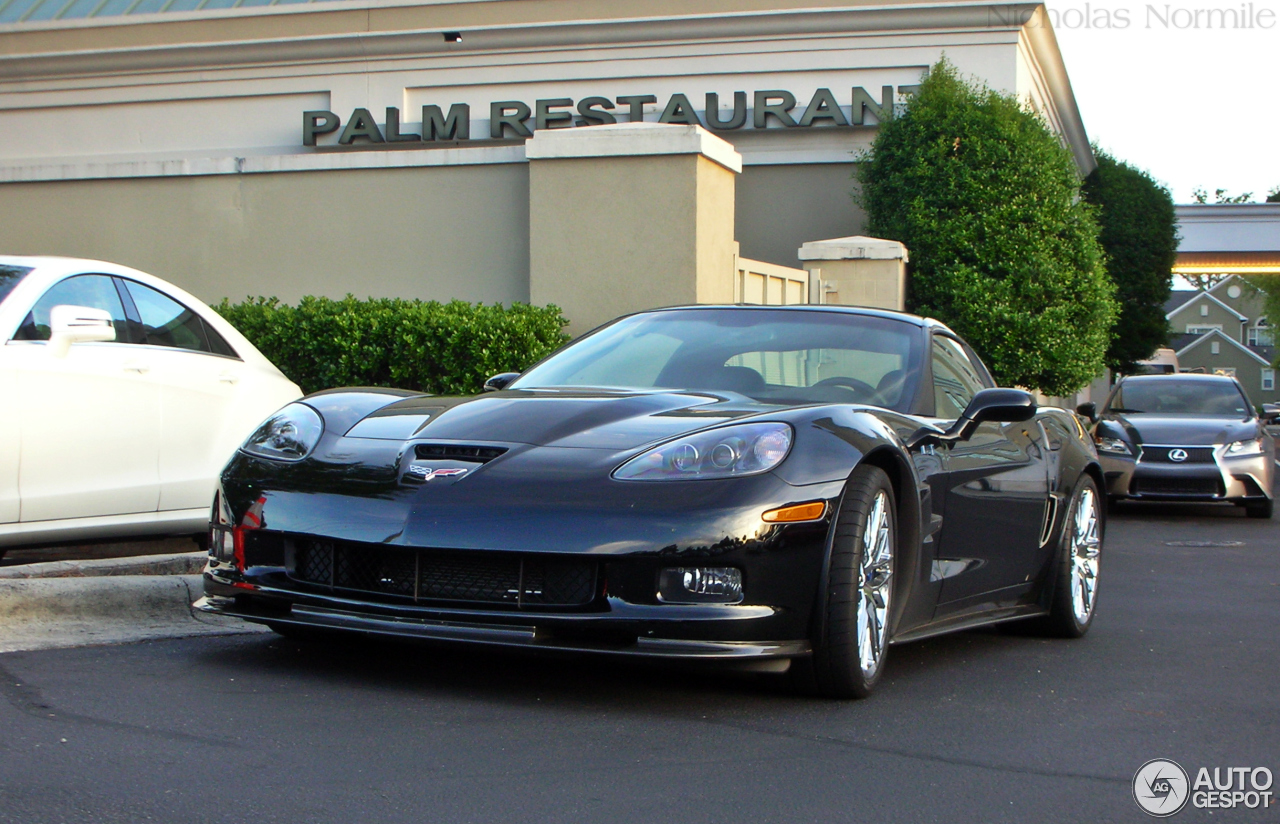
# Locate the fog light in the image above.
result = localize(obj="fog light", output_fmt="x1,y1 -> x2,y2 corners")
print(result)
658,567 -> 743,604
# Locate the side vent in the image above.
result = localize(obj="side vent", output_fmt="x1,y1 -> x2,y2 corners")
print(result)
414,444 -> 508,463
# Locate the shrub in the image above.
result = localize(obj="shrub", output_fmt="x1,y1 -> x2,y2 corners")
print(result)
215,295 -> 569,396
1081,149 -> 1178,373
857,59 -> 1117,396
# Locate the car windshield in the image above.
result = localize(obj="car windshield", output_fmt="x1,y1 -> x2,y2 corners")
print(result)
514,308 -> 924,410
0,264 -> 32,305
1107,379 -> 1250,417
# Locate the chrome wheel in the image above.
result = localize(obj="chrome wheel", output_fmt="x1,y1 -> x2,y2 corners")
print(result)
1070,487 -> 1101,624
857,489 -> 894,676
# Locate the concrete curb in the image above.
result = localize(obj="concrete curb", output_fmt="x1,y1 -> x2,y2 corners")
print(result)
0,551 -> 207,579
0,574 -> 267,653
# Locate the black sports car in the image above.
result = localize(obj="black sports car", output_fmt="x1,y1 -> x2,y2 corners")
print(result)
197,305 -> 1105,698
1078,373 -> 1275,518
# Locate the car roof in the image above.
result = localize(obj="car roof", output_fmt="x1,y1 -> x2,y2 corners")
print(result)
630,303 -> 954,333
1119,373 -> 1238,383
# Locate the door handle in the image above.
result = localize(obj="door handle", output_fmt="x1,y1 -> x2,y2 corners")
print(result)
123,362 -> 149,374
218,372 -> 240,384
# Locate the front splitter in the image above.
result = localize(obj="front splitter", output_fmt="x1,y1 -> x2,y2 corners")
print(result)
193,596 -> 810,663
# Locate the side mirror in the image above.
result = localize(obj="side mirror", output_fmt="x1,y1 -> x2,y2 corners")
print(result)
483,372 -> 520,392
48,304 -> 115,358
1262,403 -> 1280,425
1075,402 -> 1098,423
907,388 -> 1037,449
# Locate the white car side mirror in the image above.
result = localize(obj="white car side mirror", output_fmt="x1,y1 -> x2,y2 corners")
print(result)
48,304 -> 116,358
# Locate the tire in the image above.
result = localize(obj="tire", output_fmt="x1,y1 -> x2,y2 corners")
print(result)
792,464 -> 897,699
0,548 -> 7,562
1038,475 -> 1103,638
1246,498 -> 1274,519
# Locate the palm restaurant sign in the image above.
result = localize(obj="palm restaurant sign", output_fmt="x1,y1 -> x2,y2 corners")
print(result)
302,86 -> 919,147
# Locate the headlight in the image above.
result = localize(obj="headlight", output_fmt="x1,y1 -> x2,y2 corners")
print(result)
241,403 -> 324,462
1225,436 -> 1265,456
613,422 -> 793,481
1094,436 -> 1132,455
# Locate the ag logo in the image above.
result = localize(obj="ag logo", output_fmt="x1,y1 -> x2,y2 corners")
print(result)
1168,448 -> 1189,463
1134,759 -> 1190,817
404,465 -> 468,482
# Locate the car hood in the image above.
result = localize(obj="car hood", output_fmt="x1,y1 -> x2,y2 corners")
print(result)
338,388 -> 790,450
1106,414 -> 1259,446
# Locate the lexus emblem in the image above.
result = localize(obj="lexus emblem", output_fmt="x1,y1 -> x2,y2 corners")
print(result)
1168,449 -> 1188,463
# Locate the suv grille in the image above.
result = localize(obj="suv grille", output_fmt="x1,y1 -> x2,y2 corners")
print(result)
1139,446 -> 1215,464
290,539 -> 597,608
1133,477 -> 1223,496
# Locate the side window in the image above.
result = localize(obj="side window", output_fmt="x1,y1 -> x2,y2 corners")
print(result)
13,274 -> 129,342
123,280 -> 210,353
932,336 -> 985,419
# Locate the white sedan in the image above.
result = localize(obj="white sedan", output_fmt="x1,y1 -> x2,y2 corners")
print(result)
0,256 -> 301,557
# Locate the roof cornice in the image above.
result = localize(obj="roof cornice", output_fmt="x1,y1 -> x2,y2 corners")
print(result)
1166,289 -> 1249,322
0,2 -> 1037,80
1175,328 -> 1272,366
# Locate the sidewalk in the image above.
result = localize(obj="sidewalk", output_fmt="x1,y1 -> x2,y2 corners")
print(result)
0,553 -> 266,653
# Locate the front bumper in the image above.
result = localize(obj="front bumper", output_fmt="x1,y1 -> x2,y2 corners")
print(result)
1098,447 -> 1273,502
194,590 -> 810,663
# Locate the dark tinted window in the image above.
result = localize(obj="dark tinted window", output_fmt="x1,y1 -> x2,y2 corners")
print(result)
202,320 -> 238,358
123,280 -> 209,352
1108,379 -> 1250,417
0,265 -> 32,305
514,309 -> 924,410
13,274 -> 128,342
932,336 -> 985,418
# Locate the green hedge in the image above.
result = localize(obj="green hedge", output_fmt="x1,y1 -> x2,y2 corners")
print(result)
214,295 -> 569,396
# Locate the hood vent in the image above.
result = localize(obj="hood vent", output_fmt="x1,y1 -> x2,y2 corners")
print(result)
414,443 -> 508,463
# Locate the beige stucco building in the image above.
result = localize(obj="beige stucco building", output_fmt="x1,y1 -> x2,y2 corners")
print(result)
0,0 -> 1092,315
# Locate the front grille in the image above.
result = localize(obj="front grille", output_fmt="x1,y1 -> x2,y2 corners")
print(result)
1133,477 -> 1223,496
1139,446 -> 1215,464
289,539 -> 597,608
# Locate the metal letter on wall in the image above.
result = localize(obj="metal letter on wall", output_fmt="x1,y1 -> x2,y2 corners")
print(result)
704,92 -> 747,130
490,101 -> 532,138
850,86 -> 895,126
753,91 -> 798,128
302,111 -> 341,146
423,103 -> 471,140
338,108 -> 385,144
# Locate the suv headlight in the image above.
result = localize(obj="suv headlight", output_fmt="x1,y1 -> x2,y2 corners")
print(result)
1225,436 -> 1265,456
614,422 -> 793,481
242,403 -> 324,462
1095,436 -> 1132,455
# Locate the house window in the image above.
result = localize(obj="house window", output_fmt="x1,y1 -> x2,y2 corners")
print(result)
1214,367 -> 1236,377
1264,369 -> 1276,391
1186,325 -> 1222,334
1211,341 -> 1221,355
1200,304 -> 1209,317
1248,319 -> 1273,347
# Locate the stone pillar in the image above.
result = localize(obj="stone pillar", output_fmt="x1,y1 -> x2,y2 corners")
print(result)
798,236 -> 909,311
527,122 -> 741,336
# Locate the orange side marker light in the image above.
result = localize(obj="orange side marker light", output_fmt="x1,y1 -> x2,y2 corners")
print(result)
762,501 -> 827,523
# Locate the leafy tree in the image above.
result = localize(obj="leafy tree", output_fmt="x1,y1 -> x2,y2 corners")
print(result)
1182,273 -> 1231,291
857,59 -> 1116,396
1081,150 -> 1178,372
1267,186 -> 1280,203
1192,187 -> 1254,204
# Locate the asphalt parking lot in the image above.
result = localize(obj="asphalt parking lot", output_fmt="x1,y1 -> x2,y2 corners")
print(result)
1,500 -> 1277,824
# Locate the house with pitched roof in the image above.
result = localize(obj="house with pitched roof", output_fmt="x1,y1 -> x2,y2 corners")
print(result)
1165,275 -> 1277,404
